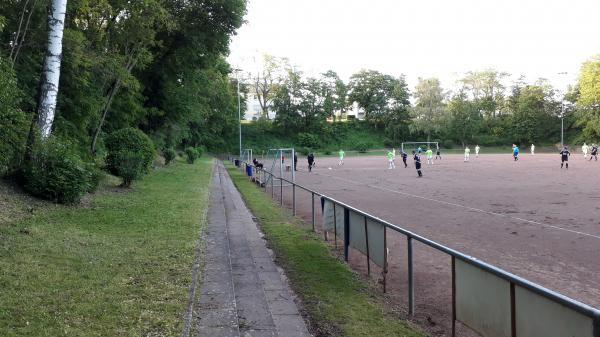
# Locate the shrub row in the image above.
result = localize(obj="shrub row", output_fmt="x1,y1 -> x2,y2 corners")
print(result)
24,138 -> 95,204
185,146 -> 204,164
18,127 -> 206,204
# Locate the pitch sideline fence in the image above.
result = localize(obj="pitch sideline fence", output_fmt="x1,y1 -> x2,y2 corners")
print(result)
229,157 -> 600,337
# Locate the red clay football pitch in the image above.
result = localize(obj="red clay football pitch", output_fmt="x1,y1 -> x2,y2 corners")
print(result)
267,152 -> 600,336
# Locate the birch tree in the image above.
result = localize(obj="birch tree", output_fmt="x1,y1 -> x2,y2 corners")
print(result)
252,55 -> 288,120
36,0 -> 67,138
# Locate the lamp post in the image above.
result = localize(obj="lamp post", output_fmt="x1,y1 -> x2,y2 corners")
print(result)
561,102 -> 564,148
558,72 -> 568,148
234,69 -> 242,157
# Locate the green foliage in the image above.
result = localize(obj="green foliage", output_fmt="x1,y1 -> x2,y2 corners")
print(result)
447,91 -> 482,146
163,148 -> 176,165
105,128 -> 156,186
296,147 -> 311,156
195,146 -> 205,158
354,142 -> 370,153
23,138 -> 91,203
1,0 -> 248,160
296,132 -> 321,148
0,57 -> 28,175
410,78 -> 446,140
576,55 -> 600,141
111,151 -> 147,187
348,70 -> 411,128
185,147 -> 198,164
508,84 -> 559,144
86,164 -> 104,193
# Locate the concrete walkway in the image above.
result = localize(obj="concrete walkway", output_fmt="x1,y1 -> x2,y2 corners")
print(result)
194,162 -> 311,337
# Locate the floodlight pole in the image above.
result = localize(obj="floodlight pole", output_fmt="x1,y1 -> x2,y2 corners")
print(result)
237,76 -> 242,158
561,104 -> 564,148
558,72 -> 567,148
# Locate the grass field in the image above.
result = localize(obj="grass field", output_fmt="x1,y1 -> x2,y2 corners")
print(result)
0,157 -> 213,336
226,163 -> 423,337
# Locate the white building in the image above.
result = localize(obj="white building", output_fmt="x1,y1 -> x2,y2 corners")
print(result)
244,95 -> 275,121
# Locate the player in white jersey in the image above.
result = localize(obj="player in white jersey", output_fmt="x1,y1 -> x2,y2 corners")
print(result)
582,143 -> 589,159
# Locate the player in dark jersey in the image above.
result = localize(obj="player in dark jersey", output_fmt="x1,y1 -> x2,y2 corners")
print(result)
307,153 -> 315,172
560,146 -> 571,169
589,144 -> 598,161
401,150 -> 408,168
413,150 -> 422,177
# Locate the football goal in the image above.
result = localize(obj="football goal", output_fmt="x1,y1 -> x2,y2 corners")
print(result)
264,148 -> 296,187
241,148 -> 253,164
401,142 -> 439,153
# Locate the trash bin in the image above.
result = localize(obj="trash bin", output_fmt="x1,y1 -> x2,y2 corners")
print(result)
234,159 -> 240,167
246,164 -> 253,177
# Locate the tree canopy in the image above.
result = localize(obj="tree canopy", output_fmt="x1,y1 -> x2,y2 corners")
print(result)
1,0 -> 247,156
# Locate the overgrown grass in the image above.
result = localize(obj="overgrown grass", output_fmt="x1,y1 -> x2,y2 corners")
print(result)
225,164 -> 423,337
0,158 -> 213,336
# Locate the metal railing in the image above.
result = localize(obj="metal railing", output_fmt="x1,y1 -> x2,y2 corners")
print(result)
231,158 -> 600,337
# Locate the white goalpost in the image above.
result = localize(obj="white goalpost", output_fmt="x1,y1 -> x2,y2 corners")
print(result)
241,148 -> 253,164
265,148 -> 296,186
401,141 -> 439,153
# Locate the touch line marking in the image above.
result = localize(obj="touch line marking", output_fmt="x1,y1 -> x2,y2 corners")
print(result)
313,171 -> 600,240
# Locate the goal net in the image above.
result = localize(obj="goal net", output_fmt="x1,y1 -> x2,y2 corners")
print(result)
241,148 -> 253,164
401,142 -> 439,154
264,148 -> 296,187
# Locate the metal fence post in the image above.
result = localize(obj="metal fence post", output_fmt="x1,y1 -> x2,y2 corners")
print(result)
408,236 -> 414,316
364,216 -> 370,276
452,256 -> 456,337
292,183 -> 296,216
311,192 -> 315,231
344,208 -> 350,262
383,226 -> 387,293
333,203 -> 337,249
510,282 -> 516,337
271,175 -> 274,198
280,178 -> 283,206
321,197 -> 327,241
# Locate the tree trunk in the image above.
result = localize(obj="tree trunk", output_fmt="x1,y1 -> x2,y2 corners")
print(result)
89,52 -> 137,155
9,0 -> 31,62
90,79 -> 121,154
36,0 -> 68,139
11,0 -> 38,66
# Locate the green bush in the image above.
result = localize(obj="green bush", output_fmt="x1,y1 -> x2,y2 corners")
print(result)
297,147 -> 311,156
24,138 -> 91,204
354,141 -> 370,153
87,164 -> 104,193
112,150 -> 146,187
324,150 -> 332,155
296,132 -> 321,149
195,146 -> 205,158
0,57 -> 28,176
105,128 -> 156,186
163,148 -> 176,165
185,147 -> 198,164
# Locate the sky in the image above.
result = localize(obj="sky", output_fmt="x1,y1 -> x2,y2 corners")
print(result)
227,0 -> 600,93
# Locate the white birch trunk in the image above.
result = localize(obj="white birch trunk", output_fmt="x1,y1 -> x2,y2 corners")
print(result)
37,0 -> 67,138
